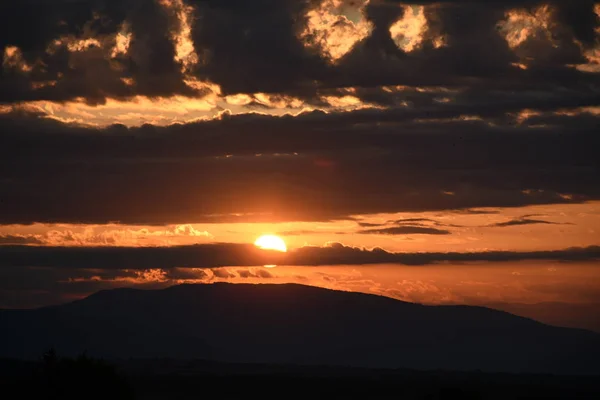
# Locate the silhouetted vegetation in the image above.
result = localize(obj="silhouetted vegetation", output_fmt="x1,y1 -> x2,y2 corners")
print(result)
1,349 -> 133,400
124,361 -> 599,400
2,354 -> 600,399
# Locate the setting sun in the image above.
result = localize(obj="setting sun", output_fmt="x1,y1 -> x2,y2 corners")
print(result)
254,235 -> 287,252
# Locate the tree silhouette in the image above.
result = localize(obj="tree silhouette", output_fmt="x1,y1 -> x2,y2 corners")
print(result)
32,349 -> 134,400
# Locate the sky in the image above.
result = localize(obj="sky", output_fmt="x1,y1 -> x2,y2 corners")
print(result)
1,0 -> 599,331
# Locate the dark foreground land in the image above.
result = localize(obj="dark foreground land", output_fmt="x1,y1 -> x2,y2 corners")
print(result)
2,356 -> 600,400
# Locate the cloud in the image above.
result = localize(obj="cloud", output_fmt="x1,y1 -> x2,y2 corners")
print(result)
0,0 -> 597,104
277,230 -> 326,236
356,222 -> 385,228
289,243 -> 600,266
0,234 -> 43,245
354,217 -> 465,233
0,106 -> 597,224
236,268 -> 274,279
0,0 -> 597,226
0,242 -> 598,270
0,243 -> 287,270
300,0 -> 372,62
488,217 -> 564,227
450,209 -> 500,215
357,226 -> 451,235
212,269 -> 236,279
0,225 -> 212,247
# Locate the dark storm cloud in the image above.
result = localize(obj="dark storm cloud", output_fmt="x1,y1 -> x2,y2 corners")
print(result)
187,0 -> 326,95
0,106 -> 598,224
0,0 -> 198,104
0,0 -> 598,103
0,243 -> 599,271
357,226 -> 451,235
0,0 -> 598,224
326,0 -> 598,95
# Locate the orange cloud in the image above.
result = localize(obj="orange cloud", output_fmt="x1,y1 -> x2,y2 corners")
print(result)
300,0 -> 372,62
2,46 -> 32,73
111,22 -> 132,58
575,3 -> 600,72
390,5 -> 427,52
0,224 -> 212,247
13,94 -> 221,126
497,5 -> 555,50
389,5 -> 446,52
224,92 -> 305,109
159,0 -> 200,74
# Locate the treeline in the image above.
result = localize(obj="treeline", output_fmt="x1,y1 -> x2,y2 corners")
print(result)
2,351 -> 600,399
1,349 -> 133,400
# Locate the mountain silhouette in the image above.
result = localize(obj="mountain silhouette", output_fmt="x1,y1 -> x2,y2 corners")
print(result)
1,283 -> 599,374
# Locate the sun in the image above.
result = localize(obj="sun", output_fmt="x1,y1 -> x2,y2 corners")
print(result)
254,235 -> 287,252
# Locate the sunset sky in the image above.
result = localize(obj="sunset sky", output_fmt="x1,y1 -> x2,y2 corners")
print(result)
1,0 -> 599,332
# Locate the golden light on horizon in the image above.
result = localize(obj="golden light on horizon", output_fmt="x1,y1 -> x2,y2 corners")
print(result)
254,235 -> 288,252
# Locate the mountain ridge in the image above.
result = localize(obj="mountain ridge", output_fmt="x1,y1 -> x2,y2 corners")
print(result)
1,283 -> 599,375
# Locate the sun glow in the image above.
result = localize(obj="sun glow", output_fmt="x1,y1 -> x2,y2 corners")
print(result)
254,235 -> 288,252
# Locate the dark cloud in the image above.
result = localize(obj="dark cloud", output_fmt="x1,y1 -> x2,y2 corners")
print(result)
289,243 -> 600,266
450,209 -> 500,215
357,217 -> 461,230
277,230 -> 325,236
357,226 -> 451,235
356,222 -> 385,228
0,0 -> 199,103
0,243 -> 598,270
0,0 -> 597,103
166,268 -> 209,281
391,218 -> 438,224
0,0 -> 597,225
488,217 -> 564,227
188,0 -> 325,95
0,243 -> 286,270
0,107 -> 597,224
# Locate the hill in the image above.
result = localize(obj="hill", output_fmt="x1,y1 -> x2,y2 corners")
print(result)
1,283 -> 599,374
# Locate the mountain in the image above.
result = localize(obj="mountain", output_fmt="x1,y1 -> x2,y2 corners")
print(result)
1,283 -> 599,374
483,301 -> 600,333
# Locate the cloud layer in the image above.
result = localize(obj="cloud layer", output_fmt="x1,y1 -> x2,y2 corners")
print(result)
0,0 -> 598,224
0,107 -> 598,224
0,242 -> 598,270
1,0 -> 599,102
